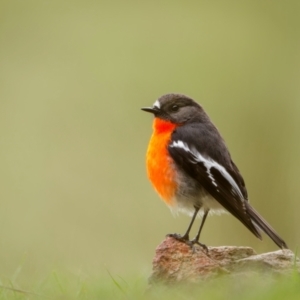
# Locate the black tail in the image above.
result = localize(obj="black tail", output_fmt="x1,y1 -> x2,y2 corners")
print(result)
245,202 -> 288,249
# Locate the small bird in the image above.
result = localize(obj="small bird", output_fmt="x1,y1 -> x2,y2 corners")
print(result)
142,93 -> 288,250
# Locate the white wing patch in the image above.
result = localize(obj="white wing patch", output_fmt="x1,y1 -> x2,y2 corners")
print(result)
153,99 -> 160,109
170,140 -> 244,200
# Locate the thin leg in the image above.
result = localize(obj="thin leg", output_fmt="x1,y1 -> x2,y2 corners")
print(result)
181,206 -> 201,240
191,209 -> 209,252
168,206 -> 200,242
194,209 -> 209,242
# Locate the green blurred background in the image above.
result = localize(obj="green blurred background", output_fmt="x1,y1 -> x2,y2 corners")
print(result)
0,0 -> 299,283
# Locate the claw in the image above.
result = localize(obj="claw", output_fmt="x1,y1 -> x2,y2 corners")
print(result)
190,239 -> 209,254
167,233 -> 189,242
167,233 -> 209,254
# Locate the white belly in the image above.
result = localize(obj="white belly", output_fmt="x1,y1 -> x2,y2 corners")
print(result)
170,191 -> 227,217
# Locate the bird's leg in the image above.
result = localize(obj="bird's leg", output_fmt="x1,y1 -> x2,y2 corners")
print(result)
168,206 -> 200,242
190,209 -> 209,252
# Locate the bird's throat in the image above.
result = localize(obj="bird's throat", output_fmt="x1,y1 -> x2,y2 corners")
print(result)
153,118 -> 177,134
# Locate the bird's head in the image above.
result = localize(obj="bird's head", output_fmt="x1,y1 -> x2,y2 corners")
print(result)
141,94 -> 208,124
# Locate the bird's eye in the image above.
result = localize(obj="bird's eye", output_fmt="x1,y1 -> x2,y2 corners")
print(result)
171,105 -> 179,112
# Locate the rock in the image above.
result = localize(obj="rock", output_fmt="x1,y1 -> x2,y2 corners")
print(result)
149,236 -> 299,284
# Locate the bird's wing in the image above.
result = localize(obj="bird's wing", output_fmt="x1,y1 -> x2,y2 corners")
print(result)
169,125 -> 261,239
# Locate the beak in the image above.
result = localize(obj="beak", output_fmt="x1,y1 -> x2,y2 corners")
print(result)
141,107 -> 159,114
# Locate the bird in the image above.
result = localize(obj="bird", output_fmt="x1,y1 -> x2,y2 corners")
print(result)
141,93 -> 288,250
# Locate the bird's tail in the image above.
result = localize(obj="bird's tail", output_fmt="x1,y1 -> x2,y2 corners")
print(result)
245,202 -> 288,249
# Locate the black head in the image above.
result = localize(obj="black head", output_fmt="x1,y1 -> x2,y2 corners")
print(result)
141,94 -> 209,124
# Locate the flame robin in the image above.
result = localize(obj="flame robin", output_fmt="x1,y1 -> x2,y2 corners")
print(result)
142,93 -> 288,250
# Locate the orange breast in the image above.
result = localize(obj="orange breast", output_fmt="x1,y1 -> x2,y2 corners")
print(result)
146,118 -> 178,205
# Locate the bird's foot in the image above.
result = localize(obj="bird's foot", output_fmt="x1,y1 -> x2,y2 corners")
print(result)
190,238 -> 209,254
167,233 -> 190,243
167,233 -> 209,254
